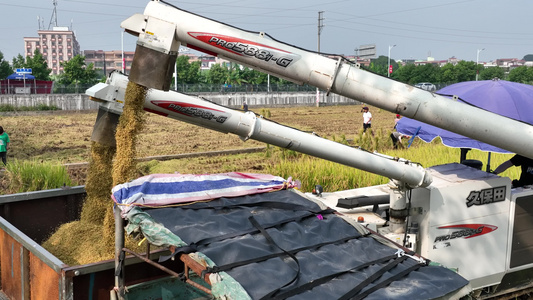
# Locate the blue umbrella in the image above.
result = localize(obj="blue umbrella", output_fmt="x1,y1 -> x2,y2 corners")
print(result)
397,79 -> 533,154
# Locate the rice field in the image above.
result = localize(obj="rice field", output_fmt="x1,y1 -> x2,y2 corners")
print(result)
0,104 -> 520,194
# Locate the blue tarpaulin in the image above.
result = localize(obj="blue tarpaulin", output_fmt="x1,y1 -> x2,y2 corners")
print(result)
120,174 -> 471,299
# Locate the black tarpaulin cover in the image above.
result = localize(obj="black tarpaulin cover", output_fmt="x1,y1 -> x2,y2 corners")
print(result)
139,189 -> 470,299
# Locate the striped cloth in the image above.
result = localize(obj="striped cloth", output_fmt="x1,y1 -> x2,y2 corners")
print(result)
112,172 -> 293,215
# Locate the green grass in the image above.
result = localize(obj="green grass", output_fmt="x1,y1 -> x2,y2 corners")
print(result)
136,135 -> 520,194
267,138 -> 518,192
0,104 -> 60,112
4,159 -> 73,193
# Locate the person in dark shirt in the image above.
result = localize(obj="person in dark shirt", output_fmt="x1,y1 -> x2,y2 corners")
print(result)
493,154 -> 533,188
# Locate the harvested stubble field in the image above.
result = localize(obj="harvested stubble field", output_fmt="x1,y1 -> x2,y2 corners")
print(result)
0,104 -> 395,182
0,104 -> 517,192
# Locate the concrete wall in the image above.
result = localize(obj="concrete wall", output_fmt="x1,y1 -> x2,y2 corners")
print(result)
0,94 -> 99,111
0,92 -> 360,111
200,92 -> 360,107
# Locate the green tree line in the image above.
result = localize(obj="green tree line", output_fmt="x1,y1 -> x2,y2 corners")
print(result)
174,55 -> 289,86
0,49 -> 100,87
2,50 -> 533,88
367,55 -> 533,84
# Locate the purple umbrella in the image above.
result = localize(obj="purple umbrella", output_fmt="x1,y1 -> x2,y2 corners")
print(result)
397,79 -> 533,154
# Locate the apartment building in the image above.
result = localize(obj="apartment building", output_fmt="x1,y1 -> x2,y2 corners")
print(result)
83,50 -> 135,77
23,27 -> 81,75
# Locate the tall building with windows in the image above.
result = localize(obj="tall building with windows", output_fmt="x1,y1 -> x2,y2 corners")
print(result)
23,27 -> 81,75
83,50 -> 135,77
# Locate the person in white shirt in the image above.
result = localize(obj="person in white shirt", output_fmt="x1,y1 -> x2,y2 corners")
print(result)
361,107 -> 372,133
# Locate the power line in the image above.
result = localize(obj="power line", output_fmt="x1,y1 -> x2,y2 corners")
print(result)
327,24 -> 533,48
327,11 -> 533,38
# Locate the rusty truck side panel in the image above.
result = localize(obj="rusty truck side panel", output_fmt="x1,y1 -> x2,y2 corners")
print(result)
0,187 -> 186,300
29,252 -> 60,300
0,229 -> 27,300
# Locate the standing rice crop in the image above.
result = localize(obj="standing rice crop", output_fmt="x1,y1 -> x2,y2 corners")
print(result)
4,159 -> 73,193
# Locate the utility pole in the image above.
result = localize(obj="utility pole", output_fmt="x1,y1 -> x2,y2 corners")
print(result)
388,45 -> 396,78
122,31 -> 125,74
316,11 -> 324,107
476,48 -> 485,81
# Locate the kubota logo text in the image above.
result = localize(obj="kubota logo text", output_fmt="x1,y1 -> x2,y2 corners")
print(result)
466,186 -> 506,207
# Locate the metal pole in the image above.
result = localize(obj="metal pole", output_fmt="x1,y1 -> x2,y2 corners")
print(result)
316,11 -> 324,107
388,45 -> 396,78
174,62 -> 178,91
114,206 -> 125,300
121,31 -> 125,74
476,48 -> 484,81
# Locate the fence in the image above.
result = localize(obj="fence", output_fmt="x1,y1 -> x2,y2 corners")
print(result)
0,81 -> 54,95
176,83 -> 317,94
0,94 -> 99,111
0,90 -> 360,111
1,82 -> 319,95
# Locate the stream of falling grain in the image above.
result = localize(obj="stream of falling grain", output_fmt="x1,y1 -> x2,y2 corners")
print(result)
42,81 -> 148,265
103,82 -> 147,251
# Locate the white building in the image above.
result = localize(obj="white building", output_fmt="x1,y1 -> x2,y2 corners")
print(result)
23,27 -> 81,75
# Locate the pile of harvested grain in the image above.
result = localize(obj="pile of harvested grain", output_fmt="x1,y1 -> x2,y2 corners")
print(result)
41,221 -> 111,266
42,81 -> 148,265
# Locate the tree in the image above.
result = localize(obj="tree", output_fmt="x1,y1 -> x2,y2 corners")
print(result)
206,63 -> 229,84
58,55 -> 99,86
228,64 -> 245,85
508,66 -> 532,84
479,67 -> 505,81
454,61 -> 477,82
368,55 -> 397,76
438,63 -> 458,84
175,55 -> 201,84
11,50 -> 51,80
187,61 -> 201,83
0,51 -> 11,79
26,49 -> 51,80
411,64 -> 440,84
395,64 -> 417,84
12,54 -> 25,69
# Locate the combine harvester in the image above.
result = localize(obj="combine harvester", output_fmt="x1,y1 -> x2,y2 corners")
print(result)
84,1 -> 533,299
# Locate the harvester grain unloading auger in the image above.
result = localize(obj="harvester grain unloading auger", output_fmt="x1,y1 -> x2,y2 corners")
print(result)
115,0 -> 533,160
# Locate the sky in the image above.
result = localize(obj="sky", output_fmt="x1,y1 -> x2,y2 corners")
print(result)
1,0 -> 532,64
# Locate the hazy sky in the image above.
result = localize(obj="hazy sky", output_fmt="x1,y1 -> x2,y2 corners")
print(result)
1,0 -> 531,64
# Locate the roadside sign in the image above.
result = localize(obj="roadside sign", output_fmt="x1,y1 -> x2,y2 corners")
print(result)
15,68 -> 32,74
